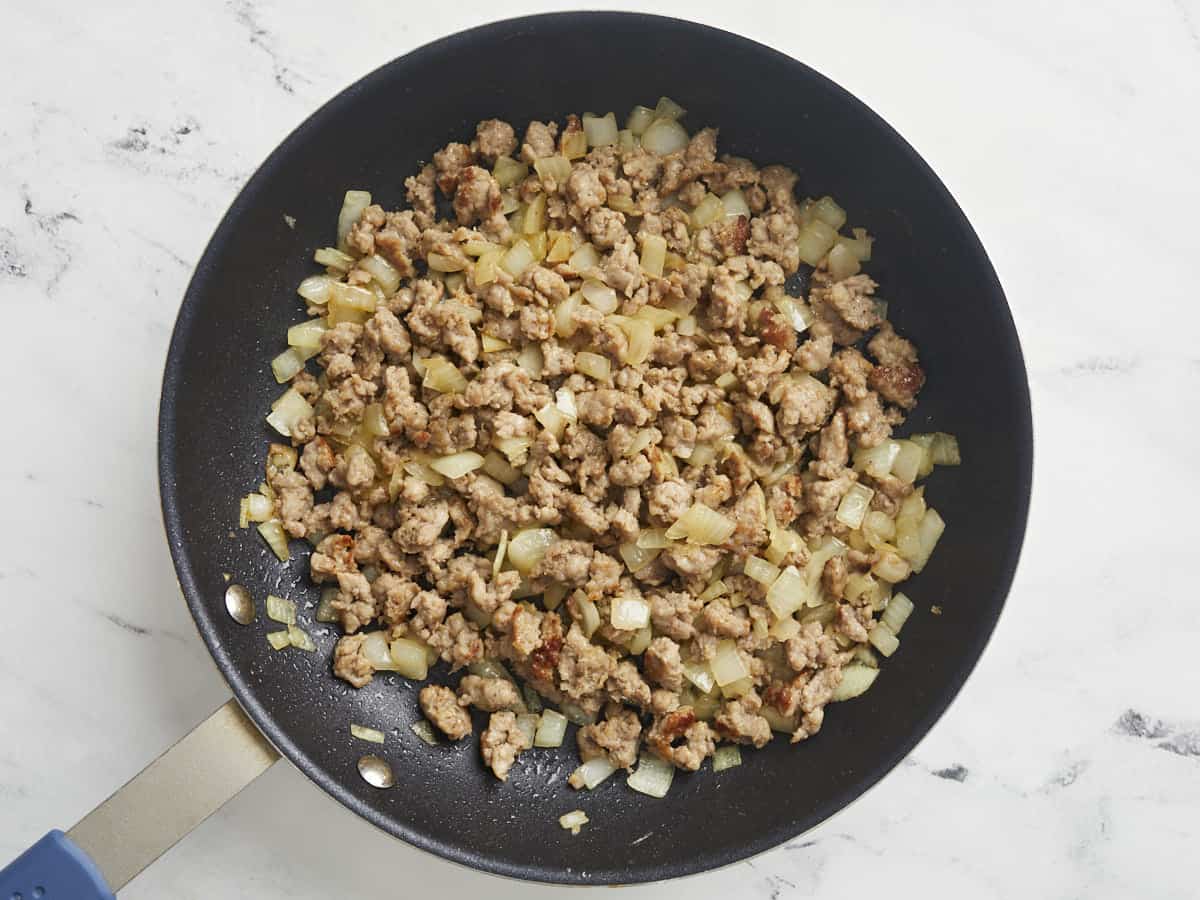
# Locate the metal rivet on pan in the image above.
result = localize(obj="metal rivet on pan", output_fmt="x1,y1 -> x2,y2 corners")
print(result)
224,584 -> 256,625
357,755 -> 395,789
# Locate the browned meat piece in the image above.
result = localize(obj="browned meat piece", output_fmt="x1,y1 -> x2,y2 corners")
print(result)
646,708 -> 716,771
456,674 -> 521,712
480,711 -> 533,781
332,634 -> 373,688
577,705 -> 643,769
421,685 -> 473,740
474,118 -> 517,163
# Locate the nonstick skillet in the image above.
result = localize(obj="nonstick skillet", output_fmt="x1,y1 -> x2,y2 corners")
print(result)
0,12 -> 1032,895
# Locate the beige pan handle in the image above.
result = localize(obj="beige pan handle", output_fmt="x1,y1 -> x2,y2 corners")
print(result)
67,699 -> 279,892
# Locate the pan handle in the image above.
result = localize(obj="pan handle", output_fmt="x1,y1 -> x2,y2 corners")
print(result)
0,699 -> 279,896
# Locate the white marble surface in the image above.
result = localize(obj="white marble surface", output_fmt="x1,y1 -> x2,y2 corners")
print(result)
2,0 -> 1198,896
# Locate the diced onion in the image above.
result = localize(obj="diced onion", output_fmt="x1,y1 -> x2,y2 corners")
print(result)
402,457 -> 445,487
389,637 -> 430,679
493,156 -> 529,188
542,584 -> 567,611
641,118 -> 689,156
721,189 -> 751,219
712,745 -> 743,771
854,440 -> 900,478
743,556 -> 781,586
358,254 -> 401,294
546,231 -> 573,263
811,196 -> 847,230
626,105 -> 656,135
427,251 -> 465,273
501,240 -> 535,278
766,564 -> 812,619
683,661 -> 715,694
265,387 -> 313,438
351,724 -> 385,744
610,596 -> 651,630
890,440 -> 924,484
475,249 -> 504,285
559,809 -> 589,834
636,528 -> 672,550
838,228 -> 874,262
297,275 -> 335,305
575,350 -> 611,381
835,483 -> 875,530
494,436 -> 532,466
881,592 -> 915,634
286,319 -> 328,355
581,279 -> 618,314
618,542 -> 661,573
315,586 -> 338,623
534,709 -> 568,748
930,432 -> 961,466
422,357 -> 468,394
574,594 -> 600,638
535,401 -> 569,440
677,315 -> 697,336
533,155 -> 572,184
242,492 -> 273,524
555,387 -> 578,421
872,551 -> 911,583
690,193 -> 724,230
266,594 -> 296,625
411,719 -> 439,745
827,243 -> 861,281
482,451 -> 521,487
653,96 -> 686,120
573,757 -> 618,789
665,502 -> 736,545
583,112 -> 619,147
710,639 -> 750,688
358,631 -> 398,671
769,615 -> 802,641
515,712 -> 539,747
617,129 -> 637,152
507,528 -> 557,574
640,233 -> 667,277
336,190 -> 372,252
287,625 -> 315,651
772,296 -> 813,334
910,509 -> 946,574
560,701 -> 597,727
270,348 -> 305,384
516,342 -> 544,378
627,752 -> 675,798
257,519 -> 290,561
796,220 -> 839,267
832,663 -> 879,701
628,624 -> 653,655
429,451 -> 484,479
562,129 -> 588,160
614,316 -> 653,366
554,293 -> 582,339
568,243 -> 601,275
698,579 -> 728,602
868,623 -> 900,658
314,246 -> 355,271
266,630 -> 291,650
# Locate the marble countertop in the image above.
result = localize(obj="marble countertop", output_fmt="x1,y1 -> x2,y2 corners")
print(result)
2,0 -> 1197,897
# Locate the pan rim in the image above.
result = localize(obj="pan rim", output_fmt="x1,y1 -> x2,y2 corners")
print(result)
158,10 -> 1033,885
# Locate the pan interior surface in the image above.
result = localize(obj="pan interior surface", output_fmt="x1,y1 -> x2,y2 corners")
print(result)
159,12 -> 1031,885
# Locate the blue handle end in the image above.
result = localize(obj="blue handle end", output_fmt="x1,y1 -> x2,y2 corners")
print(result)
0,830 -> 114,900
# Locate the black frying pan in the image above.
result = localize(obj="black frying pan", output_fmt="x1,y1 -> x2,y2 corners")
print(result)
11,12 -> 1035,892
